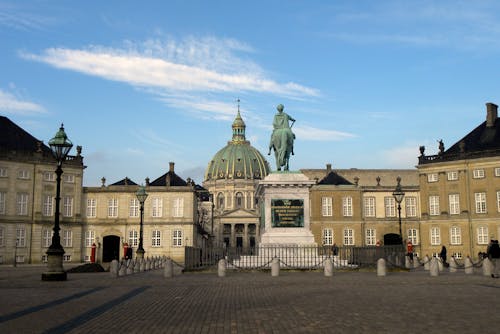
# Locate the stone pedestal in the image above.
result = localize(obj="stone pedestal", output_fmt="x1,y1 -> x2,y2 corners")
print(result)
41,248 -> 67,281
256,172 -> 316,246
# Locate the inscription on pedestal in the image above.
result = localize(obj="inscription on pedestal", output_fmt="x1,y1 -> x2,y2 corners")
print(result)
271,199 -> 304,227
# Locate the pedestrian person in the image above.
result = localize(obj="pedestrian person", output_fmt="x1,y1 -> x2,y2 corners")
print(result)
332,243 -> 339,256
439,245 -> 447,266
487,239 -> 500,278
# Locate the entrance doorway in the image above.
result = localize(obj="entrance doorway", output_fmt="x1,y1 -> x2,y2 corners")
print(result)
384,233 -> 402,246
102,235 -> 120,262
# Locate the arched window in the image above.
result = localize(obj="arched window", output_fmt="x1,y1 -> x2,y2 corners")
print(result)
235,192 -> 243,209
217,192 -> 224,209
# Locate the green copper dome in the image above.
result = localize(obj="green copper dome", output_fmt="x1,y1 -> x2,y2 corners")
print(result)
204,109 -> 270,181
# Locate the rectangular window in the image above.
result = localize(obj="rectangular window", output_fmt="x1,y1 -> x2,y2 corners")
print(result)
450,226 -> 462,245
447,171 -> 458,181
365,228 -> 376,246
63,174 -> 75,183
86,198 -> 96,218
43,171 -> 55,181
0,192 -> 6,215
42,195 -> 53,217
152,230 -> 161,247
108,198 -> 118,217
427,173 -> 438,183
16,193 -> 28,216
63,196 -> 73,217
452,252 -> 463,260
429,195 -> 440,216
405,197 -> 417,217
42,229 -> 52,247
152,198 -> 163,217
62,230 -> 72,247
15,255 -> 25,263
449,194 -> 460,215
18,169 -> 29,179
85,230 -> 95,247
364,197 -> 376,217
430,227 -> 441,246
173,198 -> 184,217
474,192 -> 487,214
63,254 -> 71,262
473,169 -> 485,179
16,226 -> 26,247
129,198 -> 139,217
407,229 -> 419,245
41,255 -> 48,263
343,228 -> 354,246
321,197 -> 332,216
477,226 -> 488,244
322,228 -> 333,246
495,167 -> 500,177
129,230 -> 138,247
342,197 -> 353,217
0,167 -> 7,177
497,191 -> 500,212
384,197 -> 396,217
0,227 -> 4,247
173,230 -> 183,246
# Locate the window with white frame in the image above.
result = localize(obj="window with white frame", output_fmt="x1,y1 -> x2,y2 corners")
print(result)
0,192 -> 6,215
152,197 -> 163,217
447,171 -> 458,181
63,196 -> 73,217
16,193 -> 28,216
63,254 -> 71,262
343,228 -> 354,246
0,167 -> 7,177
429,195 -> 440,216
152,230 -> 161,247
86,198 -> 96,218
63,174 -> 75,183
62,230 -> 72,247
430,227 -> 441,245
452,252 -> 463,260
42,229 -> 52,247
43,171 -> 55,181
495,167 -> 500,177
235,192 -> 243,208
173,198 -> 184,217
85,230 -> 95,247
450,226 -> 462,245
18,169 -> 29,179
173,230 -> 183,246
365,228 -> 376,246
42,195 -> 53,217
322,228 -> 333,246
473,169 -> 485,179
107,198 -> 118,217
427,173 -> 438,182
477,226 -> 488,245
405,197 -> 417,217
321,197 -> 332,216
129,230 -> 138,247
217,192 -> 224,209
15,255 -> 25,263
449,194 -> 460,215
83,255 -> 90,263
129,198 -> 139,217
384,197 -> 396,217
0,227 -> 4,247
364,197 -> 376,217
41,255 -> 48,263
407,228 -> 419,245
342,197 -> 353,217
497,191 -> 500,212
16,226 -> 26,247
474,192 -> 487,214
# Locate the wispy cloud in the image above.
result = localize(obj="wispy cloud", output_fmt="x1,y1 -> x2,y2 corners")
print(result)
0,3 -> 55,31
0,89 -> 46,115
294,125 -> 355,141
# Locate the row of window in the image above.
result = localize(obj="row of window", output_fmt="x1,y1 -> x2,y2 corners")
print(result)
216,192 -> 252,210
0,167 -> 75,182
84,230 -> 184,248
321,196 -> 418,218
0,192 -> 74,217
86,197 -> 184,218
427,167 -> 500,183
428,191 -> 500,215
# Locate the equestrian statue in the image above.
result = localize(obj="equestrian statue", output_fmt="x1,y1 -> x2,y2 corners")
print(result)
268,104 -> 295,171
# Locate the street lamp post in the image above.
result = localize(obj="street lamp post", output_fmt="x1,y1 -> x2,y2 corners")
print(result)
392,176 -> 405,247
42,124 -> 73,281
135,185 -> 148,259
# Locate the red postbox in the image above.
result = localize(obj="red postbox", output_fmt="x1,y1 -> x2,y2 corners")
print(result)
91,243 -> 96,263
123,243 -> 129,259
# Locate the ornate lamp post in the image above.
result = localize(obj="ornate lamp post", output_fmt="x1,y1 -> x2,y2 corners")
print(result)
42,124 -> 73,281
392,176 -> 405,246
135,185 -> 148,259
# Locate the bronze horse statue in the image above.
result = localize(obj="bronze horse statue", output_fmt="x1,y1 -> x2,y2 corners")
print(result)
268,104 -> 295,171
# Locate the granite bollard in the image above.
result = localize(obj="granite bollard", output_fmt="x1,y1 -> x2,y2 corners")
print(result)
465,256 -> 474,275
110,259 -> 119,277
423,255 -> 430,271
449,257 -> 457,273
324,258 -> 333,277
377,258 -> 386,277
218,259 -> 226,277
164,258 -> 174,278
271,257 -> 280,277
482,258 -> 493,276
430,257 -> 439,276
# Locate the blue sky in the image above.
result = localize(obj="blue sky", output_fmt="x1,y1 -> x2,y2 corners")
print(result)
1,1 -> 500,186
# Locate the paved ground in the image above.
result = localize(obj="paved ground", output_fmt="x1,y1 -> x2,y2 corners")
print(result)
0,265 -> 499,334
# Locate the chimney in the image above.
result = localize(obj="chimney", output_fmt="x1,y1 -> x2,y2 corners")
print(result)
486,102 -> 498,127
169,162 -> 175,173
326,163 -> 332,173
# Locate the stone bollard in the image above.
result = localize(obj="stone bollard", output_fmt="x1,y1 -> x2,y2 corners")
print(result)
377,258 -> 387,277
482,258 -> 493,277
413,256 -> 420,269
465,256 -> 474,275
430,257 -> 439,277
405,256 -> 412,269
438,258 -> 443,272
324,258 -> 333,277
145,258 -> 150,271
271,257 -> 280,277
110,259 -> 119,277
164,258 -> 174,278
134,259 -> 140,273
119,264 -> 127,276
140,259 -> 146,272
449,258 -> 457,273
126,261 -> 134,275
218,259 -> 226,277
423,255 -> 430,271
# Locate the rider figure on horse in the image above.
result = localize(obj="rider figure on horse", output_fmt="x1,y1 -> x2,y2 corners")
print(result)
268,104 -> 296,170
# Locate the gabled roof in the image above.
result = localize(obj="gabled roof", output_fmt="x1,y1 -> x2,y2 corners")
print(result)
150,171 -> 188,186
317,171 -> 353,185
0,116 -> 51,155
445,119 -> 500,155
110,177 -> 138,186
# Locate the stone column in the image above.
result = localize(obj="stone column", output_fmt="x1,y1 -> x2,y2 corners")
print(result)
244,224 -> 248,249
230,224 -> 235,247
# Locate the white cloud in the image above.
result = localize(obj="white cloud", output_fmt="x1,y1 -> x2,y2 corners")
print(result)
380,142 -> 422,168
0,89 -> 46,115
294,125 -> 355,141
0,3 -> 56,31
